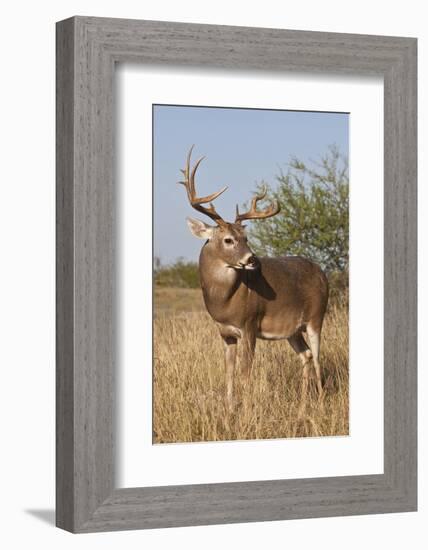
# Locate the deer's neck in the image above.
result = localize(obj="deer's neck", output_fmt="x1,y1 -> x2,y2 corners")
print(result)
199,245 -> 246,321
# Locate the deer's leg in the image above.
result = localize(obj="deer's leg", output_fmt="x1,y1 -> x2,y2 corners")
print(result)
288,333 -> 312,406
222,336 -> 237,411
240,330 -> 256,381
307,323 -> 323,400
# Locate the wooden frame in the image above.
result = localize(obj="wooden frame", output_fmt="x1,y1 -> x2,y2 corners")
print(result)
56,16 -> 417,533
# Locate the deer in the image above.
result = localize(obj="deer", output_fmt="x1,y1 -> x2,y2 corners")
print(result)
179,146 -> 329,411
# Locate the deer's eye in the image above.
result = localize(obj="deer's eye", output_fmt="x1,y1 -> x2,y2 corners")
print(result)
224,238 -> 233,245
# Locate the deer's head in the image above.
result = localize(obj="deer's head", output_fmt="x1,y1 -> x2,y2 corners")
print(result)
179,146 -> 280,271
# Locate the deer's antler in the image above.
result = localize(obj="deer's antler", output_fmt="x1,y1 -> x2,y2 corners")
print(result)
178,146 -> 228,226
235,185 -> 280,224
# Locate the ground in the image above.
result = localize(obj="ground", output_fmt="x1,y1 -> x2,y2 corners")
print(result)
153,287 -> 349,443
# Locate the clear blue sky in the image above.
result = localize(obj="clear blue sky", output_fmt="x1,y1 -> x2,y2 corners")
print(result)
153,104 -> 348,264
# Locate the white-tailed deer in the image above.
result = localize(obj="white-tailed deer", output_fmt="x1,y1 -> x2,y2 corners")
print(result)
179,146 -> 329,410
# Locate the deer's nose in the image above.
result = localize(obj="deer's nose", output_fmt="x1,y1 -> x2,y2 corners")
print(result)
247,255 -> 258,267
242,253 -> 257,267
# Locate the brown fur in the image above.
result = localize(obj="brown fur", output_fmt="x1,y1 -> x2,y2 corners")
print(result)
192,222 -> 329,409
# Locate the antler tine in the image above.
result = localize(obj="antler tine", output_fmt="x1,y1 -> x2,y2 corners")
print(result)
254,184 -> 268,201
186,145 -> 195,194
178,146 -> 228,226
235,184 -> 280,224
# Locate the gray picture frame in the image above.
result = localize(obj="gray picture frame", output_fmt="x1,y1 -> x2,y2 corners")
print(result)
56,16 -> 417,533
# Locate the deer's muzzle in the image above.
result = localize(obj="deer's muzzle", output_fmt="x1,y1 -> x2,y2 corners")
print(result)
237,254 -> 259,270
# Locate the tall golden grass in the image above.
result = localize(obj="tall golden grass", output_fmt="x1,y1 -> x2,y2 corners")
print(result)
153,287 -> 349,443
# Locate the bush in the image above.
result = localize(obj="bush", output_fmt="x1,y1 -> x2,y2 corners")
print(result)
248,146 -> 349,274
154,257 -> 200,288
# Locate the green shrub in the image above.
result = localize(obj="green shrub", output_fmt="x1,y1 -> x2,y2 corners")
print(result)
248,146 -> 349,274
154,257 -> 200,288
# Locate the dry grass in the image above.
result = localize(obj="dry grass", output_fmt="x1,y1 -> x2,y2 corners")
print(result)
153,287 -> 349,443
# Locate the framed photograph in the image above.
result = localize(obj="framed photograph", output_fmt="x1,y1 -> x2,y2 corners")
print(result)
56,16 -> 417,532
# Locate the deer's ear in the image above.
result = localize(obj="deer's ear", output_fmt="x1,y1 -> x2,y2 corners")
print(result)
186,217 -> 215,240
